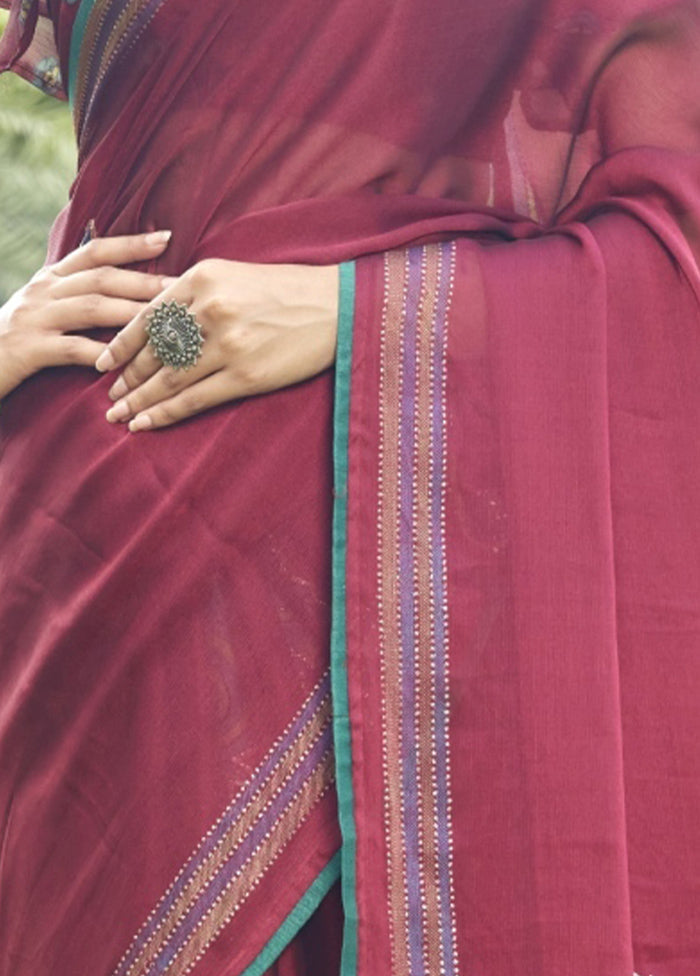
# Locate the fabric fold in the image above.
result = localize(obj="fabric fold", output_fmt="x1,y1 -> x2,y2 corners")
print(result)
2,0 -> 700,974
334,202 -> 700,975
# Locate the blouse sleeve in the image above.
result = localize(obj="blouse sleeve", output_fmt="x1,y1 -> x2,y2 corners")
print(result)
0,0 -> 65,97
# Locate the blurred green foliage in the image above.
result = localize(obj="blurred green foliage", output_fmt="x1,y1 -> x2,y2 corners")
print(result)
0,10 -> 77,302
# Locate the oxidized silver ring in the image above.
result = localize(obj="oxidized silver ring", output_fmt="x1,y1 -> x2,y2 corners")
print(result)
146,300 -> 204,370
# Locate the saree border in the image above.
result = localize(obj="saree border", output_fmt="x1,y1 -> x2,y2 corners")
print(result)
237,258 -> 361,976
376,244 -> 460,976
240,852 -> 341,976
333,247 -> 462,976
109,672 -> 337,976
68,0 -> 167,134
331,260 -> 360,976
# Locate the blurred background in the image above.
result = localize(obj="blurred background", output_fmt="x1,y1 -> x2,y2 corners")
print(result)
0,9 -> 76,303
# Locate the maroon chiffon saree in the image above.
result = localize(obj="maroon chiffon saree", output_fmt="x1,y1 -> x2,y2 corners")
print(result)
2,1 -> 700,974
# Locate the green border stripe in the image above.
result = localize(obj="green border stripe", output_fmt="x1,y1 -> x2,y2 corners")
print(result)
240,853 -> 341,976
332,261 -> 359,976
243,261 -> 358,976
68,0 -> 98,105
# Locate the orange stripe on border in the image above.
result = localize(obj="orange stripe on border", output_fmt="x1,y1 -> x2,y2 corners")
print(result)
413,246 -> 444,976
124,695 -> 333,976
168,753 -> 336,976
379,249 -> 411,976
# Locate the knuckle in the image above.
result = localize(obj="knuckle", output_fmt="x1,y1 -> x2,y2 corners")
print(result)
189,259 -> 218,288
92,267 -> 111,292
82,293 -> 102,318
124,391 -> 142,415
231,358 -> 261,389
180,390 -> 203,414
8,298 -> 34,329
201,294 -> 229,322
24,274 -> 45,297
128,300 -> 148,318
123,240 -> 141,264
112,331 -> 131,354
108,333 -> 129,361
218,325 -> 248,358
45,278 -> 62,300
161,368 -> 182,391
119,366 -> 138,389
62,336 -> 84,364
127,359 -> 153,385
158,402 -> 180,424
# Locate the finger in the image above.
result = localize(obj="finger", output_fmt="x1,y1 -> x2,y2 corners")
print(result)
52,231 -> 172,277
50,267 -> 177,302
127,372 -> 231,431
105,354 -> 212,422
107,319 -> 334,414
95,285 -> 194,373
49,295 -> 152,330
38,335 -> 108,369
107,344 -> 163,401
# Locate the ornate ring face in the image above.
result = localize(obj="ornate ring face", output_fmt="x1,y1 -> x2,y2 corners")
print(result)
146,301 -> 204,370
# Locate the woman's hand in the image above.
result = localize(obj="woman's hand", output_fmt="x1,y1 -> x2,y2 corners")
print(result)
0,231 -> 173,400
95,258 -> 339,431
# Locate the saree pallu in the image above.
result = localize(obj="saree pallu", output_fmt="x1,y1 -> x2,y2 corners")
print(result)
2,1 -> 700,975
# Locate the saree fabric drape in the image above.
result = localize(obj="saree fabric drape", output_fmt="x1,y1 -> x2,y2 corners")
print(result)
2,1 -> 700,975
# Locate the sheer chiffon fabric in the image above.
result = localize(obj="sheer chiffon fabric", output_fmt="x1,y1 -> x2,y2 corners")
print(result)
1,1 -> 700,975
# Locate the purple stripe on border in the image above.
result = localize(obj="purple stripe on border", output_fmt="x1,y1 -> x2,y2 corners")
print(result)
106,0 -> 164,80
146,729 -> 333,975
399,247 -> 428,976
93,0 -> 165,102
80,0 -> 167,134
88,1 -> 123,88
114,674 -> 330,976
78,0 -> 125,123
430,241 -> 458,973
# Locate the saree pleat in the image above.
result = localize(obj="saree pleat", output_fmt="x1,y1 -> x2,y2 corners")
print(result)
2,0 -> 700,974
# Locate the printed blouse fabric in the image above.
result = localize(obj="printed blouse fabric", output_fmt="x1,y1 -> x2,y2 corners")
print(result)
0,0 -> 64,94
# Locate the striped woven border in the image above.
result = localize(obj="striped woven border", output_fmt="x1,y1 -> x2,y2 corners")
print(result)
70,0 -> 166,135
111,672 -> 335,976
377,243 -> 460,976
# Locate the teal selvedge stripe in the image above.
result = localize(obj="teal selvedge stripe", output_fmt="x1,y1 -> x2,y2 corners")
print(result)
240,853 -> 341,976
236,262 -> 359,976
67,0 -> 98,105
332,260 -> 359,976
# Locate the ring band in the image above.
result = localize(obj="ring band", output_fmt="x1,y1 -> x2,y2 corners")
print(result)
146,300 -> 204,370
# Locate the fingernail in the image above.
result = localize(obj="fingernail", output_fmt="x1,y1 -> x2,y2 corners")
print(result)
95,349 -> 116,372
108,376 -> 128,400
106,401 -> 131,423
145,230 -> 172,246
129,415 -> 152,432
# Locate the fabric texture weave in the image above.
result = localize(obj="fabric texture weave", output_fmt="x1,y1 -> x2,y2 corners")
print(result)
2,1 -> 700,975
